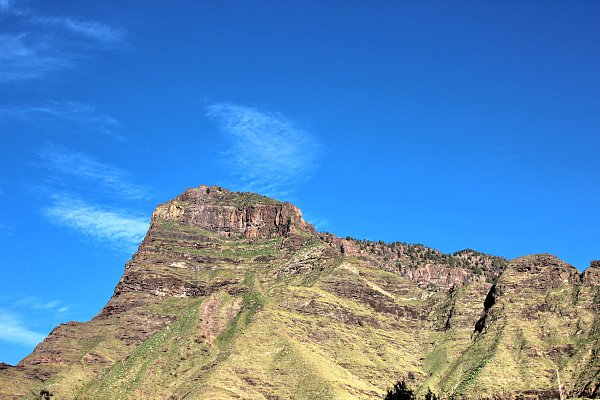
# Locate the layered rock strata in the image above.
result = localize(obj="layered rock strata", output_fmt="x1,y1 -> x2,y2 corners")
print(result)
2,185 -> 598,400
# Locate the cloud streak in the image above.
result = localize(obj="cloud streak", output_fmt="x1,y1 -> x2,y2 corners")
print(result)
0,101 -> 120,135
0,33 -> 73,81
33,147 -> 151,251
38,146 -> 148,200
0,309 -> 45,347
0,2 -> 125,82
12,297 -> 69,314
44,195 -> 149,250
0,296 -> 72,358
206,103 -> 322,198
37,17 -> 124,45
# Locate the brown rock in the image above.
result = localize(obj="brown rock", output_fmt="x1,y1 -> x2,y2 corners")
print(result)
152,185 -> 314,239
583,260 -> 600,286
498,254 -> 581,294
3,185 -> 596,400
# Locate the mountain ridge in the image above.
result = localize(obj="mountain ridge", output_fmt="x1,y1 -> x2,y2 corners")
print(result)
2,185 -> 598,399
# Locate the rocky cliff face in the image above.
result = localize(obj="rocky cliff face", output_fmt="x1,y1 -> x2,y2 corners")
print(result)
153,185 -> 312,239
583,260 -> 600,286
2,185 -> 598,400
320,234 -> 506,290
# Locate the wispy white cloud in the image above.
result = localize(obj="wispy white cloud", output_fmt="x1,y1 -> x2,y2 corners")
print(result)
29,101 -> 118,126
44,195 -> 148,250
0,101 -> 120,135
33,147 -> 151,251
0,33 -> 73,82
206,103 -> 322,198
0,309 -> 45,347
38,146 -> 148,200
0,2 -> 125,82
36,17 -> 124,45
13,297 -> 67,313
33,300 -> 59,310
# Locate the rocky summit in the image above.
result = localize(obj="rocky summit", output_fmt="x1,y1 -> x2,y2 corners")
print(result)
2,185 -> 598,399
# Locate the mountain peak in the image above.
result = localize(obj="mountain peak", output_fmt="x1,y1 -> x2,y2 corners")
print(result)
499,254 -> 582,292
583,260 -> 600,285
151,185 -> 312,239
180,185 -> 283,207
3,186 -> 599,399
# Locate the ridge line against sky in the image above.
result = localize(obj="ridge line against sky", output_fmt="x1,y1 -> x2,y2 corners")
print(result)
0,100 -> 321,352
30,100 -> 321,253
1,0 -> 599,365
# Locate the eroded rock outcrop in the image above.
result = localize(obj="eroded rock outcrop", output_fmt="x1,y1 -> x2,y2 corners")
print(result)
320,233 -> 506,290
583,260 -> 600,286
152,185 -> 313,239
497,254 -> 582,294
2,185 -> 598,400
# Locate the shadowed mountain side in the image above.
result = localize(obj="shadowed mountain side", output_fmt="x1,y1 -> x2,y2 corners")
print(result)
2,185 -> 598,400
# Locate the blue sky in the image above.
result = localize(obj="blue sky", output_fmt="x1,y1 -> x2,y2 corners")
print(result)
1,0 -> 599,364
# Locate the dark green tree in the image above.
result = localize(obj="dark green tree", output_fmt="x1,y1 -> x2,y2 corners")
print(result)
384,380 -> 415,400
32,389 -> 52,400
424,388 -> 439,400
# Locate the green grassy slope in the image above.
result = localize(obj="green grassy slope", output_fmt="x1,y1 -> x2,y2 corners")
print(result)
9,188 -> 598,399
